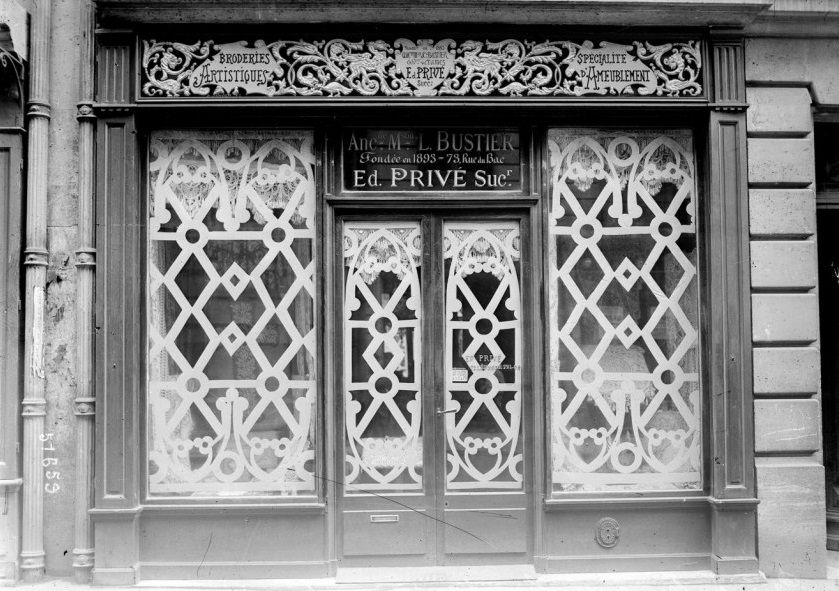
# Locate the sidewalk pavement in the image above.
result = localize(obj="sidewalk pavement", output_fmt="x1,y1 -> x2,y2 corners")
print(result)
5,553 -> 839,591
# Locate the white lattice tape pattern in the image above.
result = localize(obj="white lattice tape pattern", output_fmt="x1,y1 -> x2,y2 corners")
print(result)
343,223 -> 423,493
444,222 -> 523,490
147,130 -> 317,496
547,129 -> 702,492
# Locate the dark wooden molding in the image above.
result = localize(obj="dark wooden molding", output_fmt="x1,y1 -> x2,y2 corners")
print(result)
0,133 -> 23,570
95,0 -> 771,27
96,36 -> 133,105
95,114 -> 141,509
707,112 -> 754,498
709,30 -> 747,111
705,110 -> 757,574
93,113 -> 142,582
710,505 -> 758,574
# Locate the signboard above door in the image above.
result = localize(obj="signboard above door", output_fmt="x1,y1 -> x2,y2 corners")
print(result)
139,38 -> 703,99
342,128 -> 521,192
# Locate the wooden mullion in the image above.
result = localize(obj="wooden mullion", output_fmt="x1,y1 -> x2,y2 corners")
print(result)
92,112 -> 142,584
705,30 -> 758,572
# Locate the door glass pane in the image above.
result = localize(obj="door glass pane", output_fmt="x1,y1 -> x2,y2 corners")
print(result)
444,221 -> 523,491
147,130 -> 317,497
547,129 -> 701,493
343,223 -> 423,494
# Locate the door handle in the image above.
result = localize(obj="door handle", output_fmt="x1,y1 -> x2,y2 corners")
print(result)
436,408 -> 458,415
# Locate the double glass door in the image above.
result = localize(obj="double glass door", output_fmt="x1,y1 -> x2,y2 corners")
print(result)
338,213 -> 531,567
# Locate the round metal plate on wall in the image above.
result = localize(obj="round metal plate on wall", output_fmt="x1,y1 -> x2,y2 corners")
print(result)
595,517 -> 620,549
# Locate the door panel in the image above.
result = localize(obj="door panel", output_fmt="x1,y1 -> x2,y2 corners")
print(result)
340,220 -> 433,564
342,510 -> 431,557
442,507 -> 528,554
439,219 -> 529,565
339,215 -> 530,567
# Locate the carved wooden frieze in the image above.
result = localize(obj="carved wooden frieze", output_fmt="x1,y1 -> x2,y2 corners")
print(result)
140,38 -> 703,99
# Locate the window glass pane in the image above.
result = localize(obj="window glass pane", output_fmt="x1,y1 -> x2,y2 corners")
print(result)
547,129 -> 701,493
444,221 -> 523,491
343,223 -> 423,494
147,130 -> 317,497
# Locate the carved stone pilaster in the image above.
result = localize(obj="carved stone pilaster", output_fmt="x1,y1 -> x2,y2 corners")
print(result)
72,548 -> 94,571
74,1 -> 96,583
19,393 -> 46,580
25,101 -> 51,120
23,248 -> 48,268
20,398 -> 46,417
73,398 -> 95,417
20,0 -> 51,582
76,102 -> 95,122
74,248 -> 96,268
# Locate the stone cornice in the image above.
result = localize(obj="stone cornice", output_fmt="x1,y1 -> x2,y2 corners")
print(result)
748,0 -> 839,37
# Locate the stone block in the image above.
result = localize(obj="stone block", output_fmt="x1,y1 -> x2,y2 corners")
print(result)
749,189 -> 815,237
750,240 -> 816,289
753,347 -> 820,396
754,399 -> 821,454
43,227 -> 78,577
747,38 -> 839,104
751,293 -> 819,344
748,138 -> 814,186
747,87 -> 812,135
756,460 -> 826,578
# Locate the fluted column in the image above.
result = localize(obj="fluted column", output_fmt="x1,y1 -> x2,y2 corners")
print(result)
72,0 -> 96,582
19,0 -> 51,582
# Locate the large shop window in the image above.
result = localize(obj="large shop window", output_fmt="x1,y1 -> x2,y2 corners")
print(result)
547,129 -> 702,493
146,130 -> 317,497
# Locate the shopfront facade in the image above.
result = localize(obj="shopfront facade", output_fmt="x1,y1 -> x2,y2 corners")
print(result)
1,0 -> 837,586
91,20 -> 759,582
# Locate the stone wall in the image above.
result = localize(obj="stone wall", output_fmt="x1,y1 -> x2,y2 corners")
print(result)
746,37 -> 834,578
44,0 -> 81,576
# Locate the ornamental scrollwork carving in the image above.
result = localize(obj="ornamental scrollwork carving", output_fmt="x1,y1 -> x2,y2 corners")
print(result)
142,40 -> 214,97
141,38 -> 703,99
633,41 -> 702,97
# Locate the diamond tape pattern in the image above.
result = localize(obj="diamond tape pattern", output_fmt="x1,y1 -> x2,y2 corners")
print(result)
343,224 -> 423,492
547,129 -> 702,492
147,130 -> 317,496
444,222 -> 523,490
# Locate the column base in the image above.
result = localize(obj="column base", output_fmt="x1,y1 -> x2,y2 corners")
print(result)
18,551 -> 45,583
73,547 -> 95,583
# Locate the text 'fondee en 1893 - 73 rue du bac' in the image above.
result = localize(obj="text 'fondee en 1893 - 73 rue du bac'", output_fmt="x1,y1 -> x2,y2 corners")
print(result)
343,128 -> 522,192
